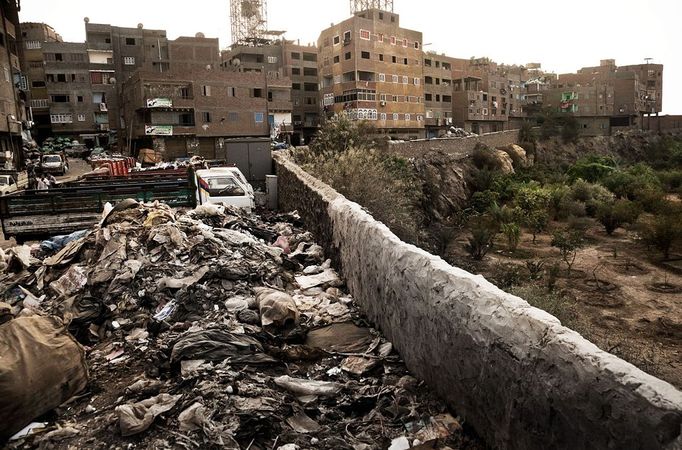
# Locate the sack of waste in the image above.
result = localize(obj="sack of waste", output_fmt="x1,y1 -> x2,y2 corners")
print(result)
0,316 -> 88,441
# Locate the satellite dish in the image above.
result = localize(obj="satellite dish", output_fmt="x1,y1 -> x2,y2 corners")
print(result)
137,23 -> 144,29
231,58 -> 241,67
196,32 -> 205,38
205,64 -> 211,70
202,124 -> 209,131
84,17 -> 90,23
109,77 -> 116,84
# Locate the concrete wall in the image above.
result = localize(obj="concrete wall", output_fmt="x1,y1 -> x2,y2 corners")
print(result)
387,129 -> 518,158
274,152 -> 682,450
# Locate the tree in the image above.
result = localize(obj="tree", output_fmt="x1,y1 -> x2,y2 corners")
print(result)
465,217 -> 496,260
551,229 -> 584,275
560,115 -> 580,144
596,199 -> 641,235
526,209 -> 549,244
310,112 -> 376,156
638,211 -> 682,260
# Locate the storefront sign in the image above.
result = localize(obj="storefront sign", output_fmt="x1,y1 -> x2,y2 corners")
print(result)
145,125 -> 173,136
146,98 -> 173,108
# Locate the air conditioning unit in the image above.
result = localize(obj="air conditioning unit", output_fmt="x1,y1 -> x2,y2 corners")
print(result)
99,103 -> 108,112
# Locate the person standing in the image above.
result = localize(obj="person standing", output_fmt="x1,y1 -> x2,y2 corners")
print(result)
36,177 -> 48,191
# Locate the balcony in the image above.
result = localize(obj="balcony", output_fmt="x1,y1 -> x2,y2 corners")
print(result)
268,99 -> 293,112
86,42 -> 113,51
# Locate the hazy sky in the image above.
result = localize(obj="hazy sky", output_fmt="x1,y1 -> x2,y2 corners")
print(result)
19,0 -> 682,114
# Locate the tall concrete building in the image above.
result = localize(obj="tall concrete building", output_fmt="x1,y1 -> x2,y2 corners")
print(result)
318,8 -> 426,139
0,0 -> 26,169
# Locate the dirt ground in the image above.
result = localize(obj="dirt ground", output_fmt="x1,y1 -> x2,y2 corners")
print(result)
447,220 -> 682,389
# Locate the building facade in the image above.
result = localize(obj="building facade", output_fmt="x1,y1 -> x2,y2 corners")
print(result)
121,69 -> 269,159
318,8 -> 426,139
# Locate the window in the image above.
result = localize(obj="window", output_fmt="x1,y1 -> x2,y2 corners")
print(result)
403,58 -> 408,65
252,88 -> 263,98
202,85 -> 211,96
292,83 -> 301,90
125,37 -> 136,45
402,76 -> 408,84
30,99 -> 49,108
361,51 -> 370,59
77,114 -> 86,122
417,115 -> 423,122
405,113 -> 411,121
32,80 -> 46,88
77,95 -> 84,103
55,53 -> 63,61
345,52 -> 351,60
25,40 -> 41,49
51,95 -> 70,103
292,68 -> 301,75
202,112 -> 212,123
304,83 -> 318,92
380,113 -> 387,120
360,29 -> 370,40
425,94 -> 432,101
267,56 -> 278,64
50,113 -> 72,123
303,67 -> 317,76
124,56 -> 135,65
378,33 -> 384,43
379,54 -> 384,62
333,35 -> 340,45
254,112 -> 264,123
390,36 -> 396,45
379,73 -> 385,82
391,75 -> 398,83
414,42 -> 420,49
392,113 -> 399,121
291,52 -> 301,59
414,78 -> 420,85
57,74 -> 66,82
443,95 -> 452,103
227,112 -> 238,122
343,31 -> 351,42
333,55 -> 340,64
303,52 -> 317,62
71,53 -> 85,62
402,38 -> 408,47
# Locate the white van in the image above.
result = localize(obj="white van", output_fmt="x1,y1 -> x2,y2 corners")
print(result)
194,167 -> 255,211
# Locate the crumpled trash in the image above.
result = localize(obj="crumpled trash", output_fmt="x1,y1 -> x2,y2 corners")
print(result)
157,266 -> 209,290
115,393 -> 182,436
273,375 -> 343,397
285,412 -> 320,433
341,356 -> 379,375
255,287 -> 299,328
305,322 -> 373,353
40,230 -> 88,253
295,269 -> 342,290
50,265 -> 87,298
178,402 -> 208,432
170,328 -> 278,364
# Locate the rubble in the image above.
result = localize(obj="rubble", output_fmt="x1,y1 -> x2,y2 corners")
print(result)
0,201 -> 482,449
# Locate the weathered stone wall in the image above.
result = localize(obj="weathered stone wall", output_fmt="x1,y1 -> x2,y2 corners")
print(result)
387,130 -> 519,159
275,152 -> 682,450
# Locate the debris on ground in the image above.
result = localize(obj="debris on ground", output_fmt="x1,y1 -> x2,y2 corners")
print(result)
0,202 -> 482,449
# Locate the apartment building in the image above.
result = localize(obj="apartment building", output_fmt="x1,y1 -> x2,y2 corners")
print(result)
0,0 -> 26,169
543,59 -> 664,135
283,43 -> 320,145
121,69 -> 269,159
422,54 -> 467,138
20,22 -> 61,141
318,8 -> 426,139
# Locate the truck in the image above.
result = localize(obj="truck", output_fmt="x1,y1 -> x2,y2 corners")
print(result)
0,165 -> 254,242
0,171 -> 28,196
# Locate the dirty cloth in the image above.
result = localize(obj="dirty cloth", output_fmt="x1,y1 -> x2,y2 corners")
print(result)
170,328 -> 278,364
255,287 -> 299,328
0,316 -> 88,441
115,393 -> 181,436
304,322 -> 374,353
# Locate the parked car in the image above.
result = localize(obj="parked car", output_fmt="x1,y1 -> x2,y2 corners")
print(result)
40,153 -> 69,176
0,174 -> 18,196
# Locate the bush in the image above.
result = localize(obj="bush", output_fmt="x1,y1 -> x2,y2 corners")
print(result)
551,229 -> 585,274
560,115 -> 580,144
638,208 -> 682,260
465,217 -> 496,260
570,179 -> 614,217
657,169 -> 682,192
602,164 -> 662,200
470,190 -> 499,214
491,263 -> 524,289
510,286 -> 579,329
548,185 -> 570,220
501,222 -> 521,252
567,156 -> 617,183
310,112 -> 376,156
596,199 -> 641,235
525,209 -> 549,244
518,122 -> 536,145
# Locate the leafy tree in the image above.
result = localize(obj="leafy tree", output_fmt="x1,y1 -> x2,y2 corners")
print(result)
596,199 -> 641,235
638,209 -> 682,260
518,121 -> 536,144
567,156 -> 617,183
310,112 -> 376,156
551,229 -> 585,275
526,209 -> 550,244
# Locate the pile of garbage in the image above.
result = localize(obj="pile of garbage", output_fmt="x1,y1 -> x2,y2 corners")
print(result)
445,128 -> 476,138
0,202 -> 481,449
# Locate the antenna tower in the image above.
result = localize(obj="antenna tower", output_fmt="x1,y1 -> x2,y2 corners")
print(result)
350,0 -> 393,14
230,0 -> 268,46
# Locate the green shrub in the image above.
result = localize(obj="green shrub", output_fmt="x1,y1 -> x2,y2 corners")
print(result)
310,112 -> 376,156
638,207 -> 682,260
657,169 -> 682,192
525,209 -> 550,244
596,199 -> 642,235
492,263 -> 524,289
465,217 -> 496,260
470,190 -> 500,214
567,156 -> 617,183
603,164 -> 662,200
551,229 -> 585,274
501,222 -> 521,252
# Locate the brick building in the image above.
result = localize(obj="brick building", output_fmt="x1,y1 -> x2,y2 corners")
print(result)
0,0 -> 26,169
318,8 -> 426,139
121,69 -> 269,159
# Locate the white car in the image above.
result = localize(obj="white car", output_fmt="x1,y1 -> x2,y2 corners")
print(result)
194,167 -> 255,211
0,175 -> 18,196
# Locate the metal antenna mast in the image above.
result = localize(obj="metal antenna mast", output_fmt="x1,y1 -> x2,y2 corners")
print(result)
350,0 -> 394,14
230,0 -> 268,46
